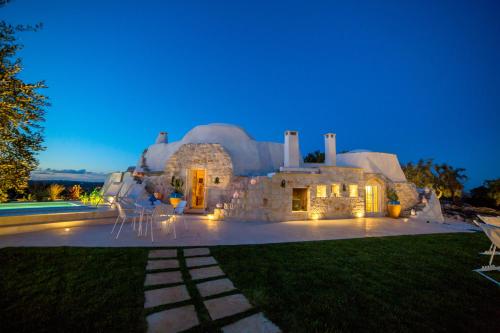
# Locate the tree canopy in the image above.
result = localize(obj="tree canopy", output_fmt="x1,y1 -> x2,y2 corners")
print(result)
401,159 -> 468,200
0,21 -> 48,201
304,150 -> 325,163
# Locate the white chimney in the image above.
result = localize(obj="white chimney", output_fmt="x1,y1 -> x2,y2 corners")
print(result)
155,132 -> 168,144
324,133 -> 336,166
284,130 -> 300,168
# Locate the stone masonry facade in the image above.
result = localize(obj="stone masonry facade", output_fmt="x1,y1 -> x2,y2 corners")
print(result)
144,143 -> 419,222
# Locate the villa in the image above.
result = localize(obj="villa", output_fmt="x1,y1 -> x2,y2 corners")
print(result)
104,123 -> 435,222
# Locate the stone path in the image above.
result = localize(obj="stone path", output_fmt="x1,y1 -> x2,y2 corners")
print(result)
144,247 -> 281,332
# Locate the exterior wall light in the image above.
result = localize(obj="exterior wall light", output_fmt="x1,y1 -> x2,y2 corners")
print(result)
214,177 -> 220,184
281,180 -> 286,188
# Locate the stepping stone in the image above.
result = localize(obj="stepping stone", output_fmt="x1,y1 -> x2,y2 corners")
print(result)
196,278 -> 236,297
186,256 -> 217,267
144,271 -> 183,286
149,249 -> 177,258
144,285 -> 190,308
146,259 -> 179,271
204,294 -> 252,320
183,248 -> 210,257
222,312 -> 281,333
146,305 -> 199,333
189,266 -> 224,281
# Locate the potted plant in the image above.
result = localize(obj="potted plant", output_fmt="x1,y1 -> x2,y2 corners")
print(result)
386,188 -> 401,218
169,176 -> 184,208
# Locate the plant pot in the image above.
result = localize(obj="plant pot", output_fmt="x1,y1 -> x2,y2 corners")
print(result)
169,197 -> 182,208
387,204 -> 401,218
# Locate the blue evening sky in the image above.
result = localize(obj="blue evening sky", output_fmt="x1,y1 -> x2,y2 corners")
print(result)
2,0 -> 499,188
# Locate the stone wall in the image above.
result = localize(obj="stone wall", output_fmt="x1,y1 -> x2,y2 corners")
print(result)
144,143 -> 234,210
391,181 -> 419,210
224,166 -> 370,222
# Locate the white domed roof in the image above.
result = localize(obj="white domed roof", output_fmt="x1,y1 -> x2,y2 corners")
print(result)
141,123 -> 283,176
181,123 -> 254,144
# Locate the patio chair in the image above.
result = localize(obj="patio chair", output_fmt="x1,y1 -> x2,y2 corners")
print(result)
473,215 -> 500,286
147,204 -> 175,241
111,201 -> 142,240
173,200 -> 188,231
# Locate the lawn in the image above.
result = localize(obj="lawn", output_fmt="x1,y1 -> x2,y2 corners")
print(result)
0,233 -> 499,332
0,247 -> 149,333
212,233 -> 500,332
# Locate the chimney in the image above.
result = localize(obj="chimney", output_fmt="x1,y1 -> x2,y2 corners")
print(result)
324,133 -> 336,166
284,130 -> 300,168
155,132 -> 168,144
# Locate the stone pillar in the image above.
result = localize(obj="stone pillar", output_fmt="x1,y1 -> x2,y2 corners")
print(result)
284,130 -> 300,168
155,132 -> 168,144
324,133 -> 336,166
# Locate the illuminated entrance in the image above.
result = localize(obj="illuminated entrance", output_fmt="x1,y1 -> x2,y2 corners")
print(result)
190,169 -> 206,209
365,184 -> 380,213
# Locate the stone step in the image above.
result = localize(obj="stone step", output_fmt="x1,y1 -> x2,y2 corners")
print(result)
204,294 -> 253,320
144,285 -> 190,308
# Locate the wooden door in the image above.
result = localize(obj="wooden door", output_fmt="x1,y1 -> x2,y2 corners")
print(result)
190,169 -> 205,209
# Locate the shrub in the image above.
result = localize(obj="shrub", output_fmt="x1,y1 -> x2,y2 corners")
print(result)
68,185 -> 82,200
48,184 -> 65,201
387,188 -> 399,204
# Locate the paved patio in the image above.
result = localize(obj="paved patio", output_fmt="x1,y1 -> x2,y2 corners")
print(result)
0,216 -> 477,247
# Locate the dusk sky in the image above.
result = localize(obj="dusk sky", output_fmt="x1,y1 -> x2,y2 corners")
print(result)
3,0 -> 499,188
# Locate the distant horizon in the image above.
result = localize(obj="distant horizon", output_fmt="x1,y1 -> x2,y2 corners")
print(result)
4,0 -> 499,189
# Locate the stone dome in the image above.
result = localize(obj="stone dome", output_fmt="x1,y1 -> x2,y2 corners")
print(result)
140,123 -> 283,176
181,123 -> 255,143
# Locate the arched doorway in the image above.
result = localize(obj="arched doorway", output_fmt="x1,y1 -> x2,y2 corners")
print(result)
365,179 -> 383,215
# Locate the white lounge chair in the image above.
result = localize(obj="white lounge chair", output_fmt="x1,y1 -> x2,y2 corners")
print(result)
476,215 -> 500,256
101,181 -> 123,205
473,215 -> 500,286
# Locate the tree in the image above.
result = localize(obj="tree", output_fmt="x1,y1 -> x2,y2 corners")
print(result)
401,159 -> 468,200
401,159 -> 435,188
434,163 -> 468,200
304,150 -> 325,163
0,21 -> 49,201
470,179 -> 500,208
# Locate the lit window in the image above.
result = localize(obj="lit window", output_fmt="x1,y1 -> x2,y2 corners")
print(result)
316,185 -> 327,198
331,184 -> 340,197
349,184 -> 358,198
292,188 -> 308,211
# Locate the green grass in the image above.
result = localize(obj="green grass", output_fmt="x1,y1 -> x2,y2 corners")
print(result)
211,233 -> 500,333
1,233 -> 499,332
0,247 -> 148,333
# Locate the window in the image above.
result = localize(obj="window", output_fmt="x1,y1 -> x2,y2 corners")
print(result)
331,184 -> 340,197
316,185 -> 327,198
292,188 -> 308,211
348,184 -> 358,198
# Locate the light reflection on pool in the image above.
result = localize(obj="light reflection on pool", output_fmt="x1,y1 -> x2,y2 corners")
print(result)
0,201 -> 81,210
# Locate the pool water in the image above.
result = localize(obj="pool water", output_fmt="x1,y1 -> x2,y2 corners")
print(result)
0,201 -> 81,210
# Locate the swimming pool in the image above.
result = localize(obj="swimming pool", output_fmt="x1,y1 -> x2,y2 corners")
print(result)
0,201 -> 82,210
